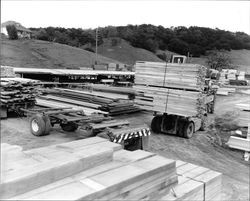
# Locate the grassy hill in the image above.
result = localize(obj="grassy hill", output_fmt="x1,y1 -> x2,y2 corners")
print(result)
97,38 -> 163,65
0,39 -> 121,69
190,49 -> 250,73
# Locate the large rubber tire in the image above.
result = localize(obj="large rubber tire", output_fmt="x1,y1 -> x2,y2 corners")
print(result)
60,122 -> 78,132
200,115 -> 208,131
43,115 -> 51,135
30,114 -> 46,136
151,116 -> 162,133
183,121 -> 195,139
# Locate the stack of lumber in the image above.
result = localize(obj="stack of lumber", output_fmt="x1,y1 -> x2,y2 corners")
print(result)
134,85 -> 205,117
99,101 -> 141,115
42,88 -> 140,116
134,61 -> 206,91
216,87 -> 236,96
0,66 -> 15,77
86,84 -> 136,96
133,61 -> 207,117
226,136 -> 250,152
1,138 -> 178,200
160,160 -> 222,201
0,77 -> 39,107
1,139 -> 222,200
235,102 -> 250,127
36,98 -> 108,116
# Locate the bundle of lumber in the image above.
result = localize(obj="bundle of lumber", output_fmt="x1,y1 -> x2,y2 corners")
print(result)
160,160 -> 222,201
134,61 -> 207,91
133,61 -> 207,117
216,87 -> 236,96
0,78 -> 39,107
2,138 -> 178,200
86,84 -> 136,96
99,101 -> 141,115
1,139 -> 222,200
134,85 -> 205,117
42,88 -> 140,116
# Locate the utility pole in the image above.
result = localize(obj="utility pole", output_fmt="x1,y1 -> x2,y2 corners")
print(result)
95,27 -> 98,65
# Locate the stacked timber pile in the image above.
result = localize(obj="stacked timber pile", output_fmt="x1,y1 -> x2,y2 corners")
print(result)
0,77 -> 39,107
160,160 -> 222,201
134,61 -> 207,117
216,87 -> 236,96
134,61 -> 206,91
235,103 -> 250,127
40,88 -> 140,115
1,138 -> 177,200
1,139 -> 222,200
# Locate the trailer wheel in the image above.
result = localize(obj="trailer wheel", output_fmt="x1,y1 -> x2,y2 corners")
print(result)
60,122 -> 78,132
151,116 -> 162,133
43,115 -> 51,135
30,114 -> 46,136
183,121 -> 194,139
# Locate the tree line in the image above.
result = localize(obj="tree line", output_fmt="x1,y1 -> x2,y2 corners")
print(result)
19,25 -> 250,57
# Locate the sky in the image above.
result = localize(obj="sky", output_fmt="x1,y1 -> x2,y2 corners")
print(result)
1,0 -> 250,34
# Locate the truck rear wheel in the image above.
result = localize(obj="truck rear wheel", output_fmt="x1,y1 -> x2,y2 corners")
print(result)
151,116 -> 162,133
30,114 -> 46,136
183,121 -> 194,139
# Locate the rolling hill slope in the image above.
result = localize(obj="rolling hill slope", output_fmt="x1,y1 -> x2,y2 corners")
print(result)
97,38 -> 163,65
0,39 -> 121,68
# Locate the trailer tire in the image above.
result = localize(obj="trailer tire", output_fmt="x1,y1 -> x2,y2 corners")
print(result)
151,116 -> 162,133
43,115 -> 51,135
60,122 -> 78,132
183,121 -> 194,139
30,114 -> 46,136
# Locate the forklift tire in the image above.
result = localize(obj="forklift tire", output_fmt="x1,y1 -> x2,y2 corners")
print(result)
60,122 -> 78,132
183,121 -> 194,139
151,116 -> 162,133
30,114 -> 46,136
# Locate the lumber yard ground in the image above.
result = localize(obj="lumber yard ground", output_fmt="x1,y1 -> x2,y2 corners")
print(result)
1,90 -> 249,201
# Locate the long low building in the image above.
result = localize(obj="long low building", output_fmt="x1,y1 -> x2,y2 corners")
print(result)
12,67 -> 135,83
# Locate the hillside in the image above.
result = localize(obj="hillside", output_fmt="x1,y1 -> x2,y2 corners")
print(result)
97,38 -> 163,65
190,49 -> 250,73
0,39 -> 121,68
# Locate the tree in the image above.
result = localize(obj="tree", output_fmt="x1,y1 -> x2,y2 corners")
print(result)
6,25 -> 18,40
206,50 -> 232,71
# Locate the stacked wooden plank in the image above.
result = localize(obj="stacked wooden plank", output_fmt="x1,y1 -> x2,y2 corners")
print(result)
133,61 -> 207,117
2,138 -> 178,200
216,87 -> 236,96
160,160 -> 222,201
42,88 -> 140,116
235,102 -> 250,127
226,136 -> 250,152
134,85 -> 205,117
0,66 -> 15,77
134,61 -> 206,91
0,78 -> 39,107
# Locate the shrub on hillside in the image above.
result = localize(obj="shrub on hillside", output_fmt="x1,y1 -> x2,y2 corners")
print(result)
6,25 -> 18,40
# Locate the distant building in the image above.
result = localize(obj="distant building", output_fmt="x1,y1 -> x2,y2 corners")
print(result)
1,21 -> 32,39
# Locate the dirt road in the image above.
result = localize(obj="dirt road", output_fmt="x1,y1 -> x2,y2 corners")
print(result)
1,92 -> 249,200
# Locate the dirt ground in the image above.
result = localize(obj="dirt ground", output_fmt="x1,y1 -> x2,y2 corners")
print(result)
1,91 -> 249,201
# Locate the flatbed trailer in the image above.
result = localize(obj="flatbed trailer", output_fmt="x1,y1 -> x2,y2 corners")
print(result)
19,106 -> 150,151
